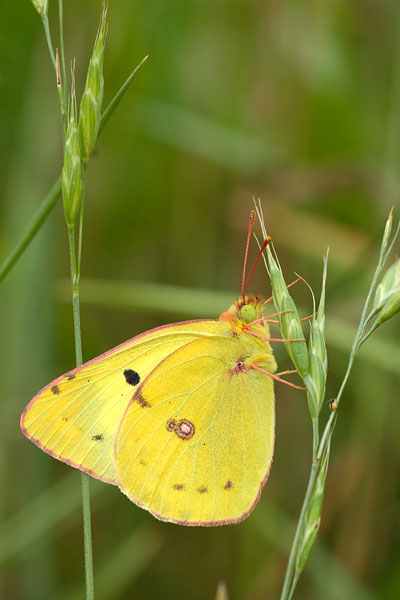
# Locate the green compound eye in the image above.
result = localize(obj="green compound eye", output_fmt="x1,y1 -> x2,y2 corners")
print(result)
241,304 -> 257,323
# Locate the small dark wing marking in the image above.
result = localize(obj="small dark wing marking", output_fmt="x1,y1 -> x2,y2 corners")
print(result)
136,393 -> 150,408
124,369 -> 140,386
173,484 -> 185,491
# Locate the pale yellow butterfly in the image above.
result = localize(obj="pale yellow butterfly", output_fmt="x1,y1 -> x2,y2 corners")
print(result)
21,214 -> 293,526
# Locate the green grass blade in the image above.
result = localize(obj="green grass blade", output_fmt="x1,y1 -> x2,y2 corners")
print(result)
99,55 -> 149,135
0,177 -> 61,283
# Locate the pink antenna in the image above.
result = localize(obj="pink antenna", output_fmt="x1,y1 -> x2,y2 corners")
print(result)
241,211 -> 256,300
242,236 -> 272,301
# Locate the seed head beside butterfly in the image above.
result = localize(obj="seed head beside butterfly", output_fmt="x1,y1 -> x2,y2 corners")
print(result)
21,211 -> 304,526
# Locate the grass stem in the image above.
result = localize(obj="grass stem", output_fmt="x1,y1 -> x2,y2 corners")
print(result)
58,0 -> 68,140
67,224 -> 94,599
279,441 -> 320,599
40,14 -> 57,72
80,473 -> 95,600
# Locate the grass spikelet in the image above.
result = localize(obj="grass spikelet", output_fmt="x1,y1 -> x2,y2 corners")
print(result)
373,257 -> 400,324
304,253 -> 328,418
79,4 -> 107,161
62,75 -> 82,227
266,250 -> 309,378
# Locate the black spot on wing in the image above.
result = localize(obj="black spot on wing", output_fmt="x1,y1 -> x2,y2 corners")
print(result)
124,369 -> 140,386
51,385 -> 60,395
92,434 -> 104,441
67,373 -> 76,381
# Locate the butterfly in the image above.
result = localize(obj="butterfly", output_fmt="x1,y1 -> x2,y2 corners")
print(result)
21,214 -> 293,526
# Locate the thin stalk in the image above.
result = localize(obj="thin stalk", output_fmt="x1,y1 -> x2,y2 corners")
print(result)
58,0 -> 68,139
58,0 -> 68,109
287,568 -> 301,600
317,413 -> 337,468
280,414 -> 320,600
67,227 -> 81,361
81,472 -> 94,600
358,322 -> 380,347
78,162 -> 88,278
67,225 -> 94,599
279,459 -> 320,600
281,412 -> 333,600
40,14 -> 57,72
311,417 -> 319,460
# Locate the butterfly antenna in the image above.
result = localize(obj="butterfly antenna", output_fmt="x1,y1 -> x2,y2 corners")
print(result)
241,211 -> 256,301
242,236 -> 272,300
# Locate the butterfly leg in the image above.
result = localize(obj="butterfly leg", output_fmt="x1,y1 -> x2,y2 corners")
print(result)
244,328 -> 306,343
250,364 -> 306,390
247,310 -> 294,326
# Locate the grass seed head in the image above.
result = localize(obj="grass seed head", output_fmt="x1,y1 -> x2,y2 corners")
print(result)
266,246 -> 309,377
374,258 -> 400,324
280,295 -> 309,377
381,207 -> 393,256
62,93 -> 82,226
79,6 -> 107,161
306,321 -> 327,417
305,255 -> 328,417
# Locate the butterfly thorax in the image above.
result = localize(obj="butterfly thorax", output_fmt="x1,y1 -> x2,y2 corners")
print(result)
219,293 -> 276,375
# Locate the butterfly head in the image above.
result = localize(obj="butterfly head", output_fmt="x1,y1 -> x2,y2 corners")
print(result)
220,294 -> 265,333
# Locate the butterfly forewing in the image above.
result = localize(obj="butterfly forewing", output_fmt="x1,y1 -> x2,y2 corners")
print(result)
116,334 -> 276,525
21,321 -> 220,483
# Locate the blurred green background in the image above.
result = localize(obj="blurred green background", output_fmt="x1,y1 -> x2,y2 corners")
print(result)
1,1 -> 400,599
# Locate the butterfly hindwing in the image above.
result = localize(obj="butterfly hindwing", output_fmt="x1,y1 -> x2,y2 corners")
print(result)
21,321 -> 221,483
116,333 -> 276,525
